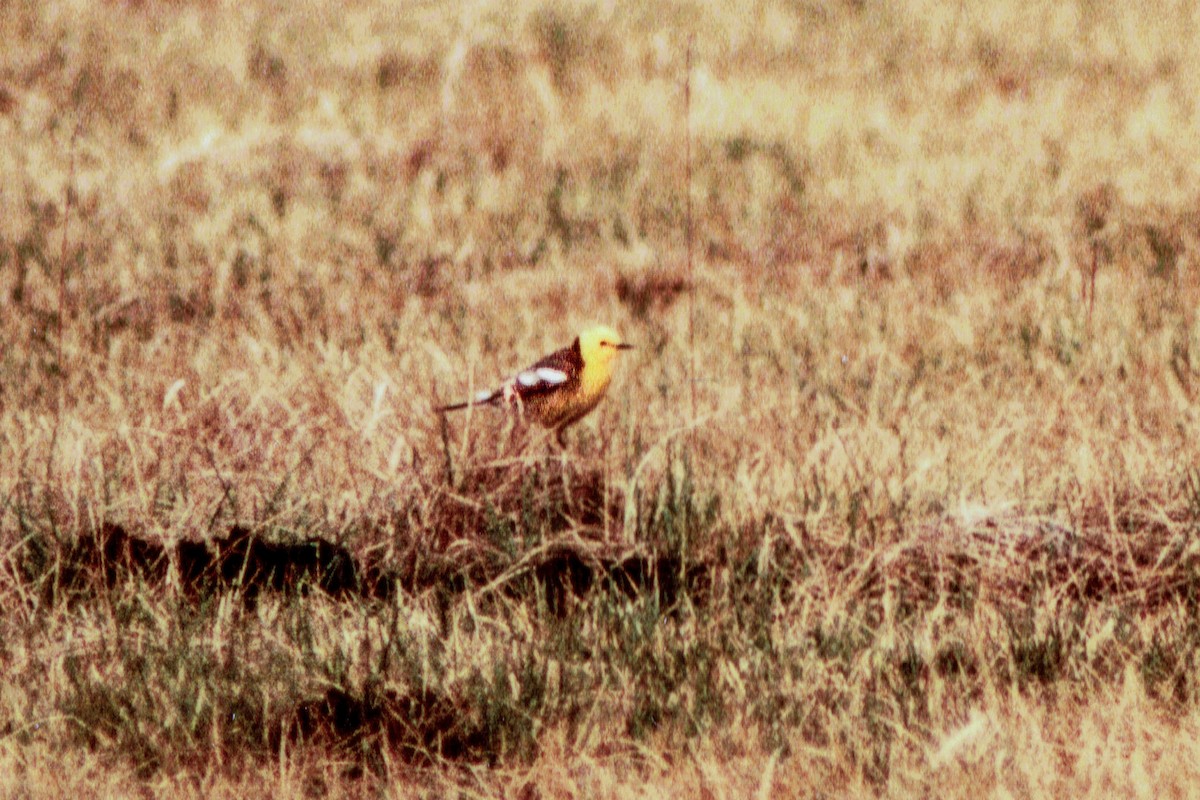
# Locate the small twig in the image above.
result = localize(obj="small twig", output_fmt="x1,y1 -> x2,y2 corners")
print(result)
831,425 -> 881,546
684,35 -> 697,443
439,411 -> 455,487
262,433 -> 327,523
46,101 -> 86,507
1088,239 -> 1098,327
204,446 -> 235,535
57,132 -> 79,391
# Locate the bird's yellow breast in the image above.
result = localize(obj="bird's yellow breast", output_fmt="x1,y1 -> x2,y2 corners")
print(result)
579,359 -> 613,403
526,359 -> 611,430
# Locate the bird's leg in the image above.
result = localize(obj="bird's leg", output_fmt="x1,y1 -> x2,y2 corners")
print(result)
553,427 -> 572,497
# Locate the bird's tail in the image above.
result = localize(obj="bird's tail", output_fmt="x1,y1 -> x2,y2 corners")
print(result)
438,391 -> 497,413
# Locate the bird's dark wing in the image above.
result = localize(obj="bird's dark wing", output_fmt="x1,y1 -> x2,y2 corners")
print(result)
439,336 -> 585,412
509,338 -> 584,401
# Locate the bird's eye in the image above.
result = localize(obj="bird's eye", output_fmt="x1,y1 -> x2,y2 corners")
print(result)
600,340 -> 609,347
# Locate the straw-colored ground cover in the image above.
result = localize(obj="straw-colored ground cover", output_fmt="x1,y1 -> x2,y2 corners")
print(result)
5,1 -> 1200,796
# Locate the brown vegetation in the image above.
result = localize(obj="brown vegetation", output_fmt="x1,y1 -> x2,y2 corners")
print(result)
6,0 -> 1200,796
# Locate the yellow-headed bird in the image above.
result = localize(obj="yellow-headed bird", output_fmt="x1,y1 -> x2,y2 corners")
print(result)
440,324 -> 634,444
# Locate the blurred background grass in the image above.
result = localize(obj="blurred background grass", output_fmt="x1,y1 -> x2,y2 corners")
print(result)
6,0 -> 1200,797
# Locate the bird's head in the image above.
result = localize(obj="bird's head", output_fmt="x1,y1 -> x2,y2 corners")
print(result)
577,324 -> 634,366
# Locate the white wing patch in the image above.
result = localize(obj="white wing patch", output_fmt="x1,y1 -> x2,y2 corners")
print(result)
536,368 -> 569,385
504,366 -> 570,404
515,368 -> 567,388
474,389 -> 495,403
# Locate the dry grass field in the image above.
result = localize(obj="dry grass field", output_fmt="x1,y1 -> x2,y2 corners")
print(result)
6,0 -> 1200,796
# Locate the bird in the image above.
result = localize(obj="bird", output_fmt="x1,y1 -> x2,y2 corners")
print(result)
439,324 -> 634,444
